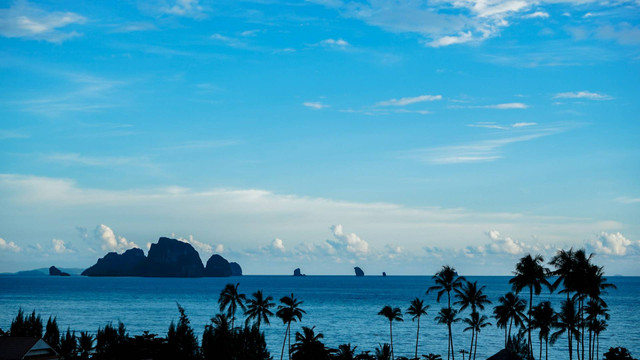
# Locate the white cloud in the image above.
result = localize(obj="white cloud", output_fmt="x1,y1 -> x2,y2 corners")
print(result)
303,101 -> 329,109
0,1 -> 86,42
482,102 -> 529,109
523,11 -> 550,19
0,238 -> 21,252
161,0 -> 205,18
554,91 -> 613,100
615,197 -> 640,204
210,33 -> 246,48
94,224 -> 138,253
468,122 -> 537,130
0,130 -> 29,139
401,126 -> 563,164
175,234 -> 214,255
328,224 -> 370,257
427,32 -> 475,47
485,230 -> 527,255
377,95 -> 442,106
272,238 -> 286,252
512,122 -> 537,127
51,238 -> 70,254
215,244 -> 225,253
317,38 -> 350,48
589,232 -> 637,256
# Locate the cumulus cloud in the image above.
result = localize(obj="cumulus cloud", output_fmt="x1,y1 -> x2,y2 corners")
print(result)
272,238 -> 285,252
303,101 -> 329,109
554,91 -> 612,100
326,224 -> 370,257
175,234 -> 216,255
317,38 -> 350,48
0,238 -> 21,252
94,224 -> 138,252
589,232 -> 637,256
482,102 -> 528,109
523,11 -> 550,19
51,238 -> 70,254
0,1 -> 86,42
484,230 -> 527,255
377,95 -> 442,106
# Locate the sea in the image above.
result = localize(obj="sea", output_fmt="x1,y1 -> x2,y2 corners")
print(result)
1,275 -> 638,359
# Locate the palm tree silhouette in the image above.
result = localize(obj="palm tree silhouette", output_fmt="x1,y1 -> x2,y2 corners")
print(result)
407,298 -> 430,360
218,283 -> 247,330
551,298 -> 580,360
509,254 -> 551,357
591,319 -> 607,360
458,349 -> 469,360
435,307 -> 460,360
492,292 -> 526,347
427,266 -> 465,308
462,311 -> 491,360
531,301 -> 555,360
245,290 -> 275,330
291,326 -> 329,360
422,354 -> 443,360
378,306 -> 403,360
454,281 -> 491,314
78,331 -> 94,360
585,298 -> 610,360
375,343 -> 392,360
335,343 -> 358,360
276,293 -> 306,360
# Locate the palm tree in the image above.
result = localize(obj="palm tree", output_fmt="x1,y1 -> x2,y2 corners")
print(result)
375,344 -> 392,360
549,248 -> 577,297
335,343 -> 358,360
454,281 -> 491,314
463,312 -> 491,360
245,290 -> 275,329
435,307 -> 460,360
407,298 -> 430,360
276,293 -> 306,360
291,326 -> 329,360
509,254 -> 551,357
551,298 -> 580,360
591,319 -> 607,360
427,266 -> 465,308
78,331 -> 94,360
422,354 -> 442,360
493,292 -> 527,347
531,301 -> 555,360
378,306 -> 403,360
458,349 -> 469,360
218,283 -> 247,330
585,298 -> 609,360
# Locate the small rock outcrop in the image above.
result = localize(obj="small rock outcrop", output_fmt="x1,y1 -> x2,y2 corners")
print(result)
382,272 -> 387,277
204,254 -> 232,277
49,266 -> 70,276
82,248 -> 146,277
293,268 -> 305,276
354,267 -> 364,277
230,262 -> 243,276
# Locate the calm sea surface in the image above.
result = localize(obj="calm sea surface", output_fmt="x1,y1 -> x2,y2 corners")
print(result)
1,276 -> 638,359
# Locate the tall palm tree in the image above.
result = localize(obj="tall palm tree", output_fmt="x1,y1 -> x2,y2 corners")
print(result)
551,298 -> 580,360
549,248 -> 577,297
591,319 -> 607,360
276,293 -> 306,360
378,306 -> 403,360
585,298 -> 609,360
463,311 -> 491,360
427,266 -> 465,308
509,254 -> 551,357
454,281 -> 491,314
531,301 -> 555,360
245,290 -> 275,329
493,292 -> 527,347
407,298 -> 430,360
435,307 -> 460,360
291,326 -> 329,360
218,283 -> 247,330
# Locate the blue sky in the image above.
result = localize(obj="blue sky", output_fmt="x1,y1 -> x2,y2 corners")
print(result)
0,0 -> 639,275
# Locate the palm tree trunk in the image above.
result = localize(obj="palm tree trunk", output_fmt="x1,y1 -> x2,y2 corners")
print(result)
288,325 -> 292,360
529,286 -> 534,360
508,318 -> 513,343
473,331 -> 478,360
581,298 -> 585,360
450,324 -> 455,360
596,334 -> 600,360
390,321 -> 394,360
469,329 -> 474,360
569,332 -> 573,360
504,326 -> 507,348
546,337 -> 548,360
539,335 -> 542,360
415,316 -> 420,360
280,322 -> 290,360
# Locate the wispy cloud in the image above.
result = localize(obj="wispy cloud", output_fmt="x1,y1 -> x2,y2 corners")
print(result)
468,122 -> 537,130
0,1 -> 86,43
111,22 -> 157,33
41,153 -> 154,168
316,38 -> 350,49
400,125 -> 564,164
0,130 -> 29,139
159,140 -> 241,151
554,91 -> 613,100
161,0 -> 206,19
376,95 -> 442,107
303,101 -> 329,109
482,102 -> 529,109
615,197 -> 640,204
210,33 -> 247,48
523,11 -> 550,19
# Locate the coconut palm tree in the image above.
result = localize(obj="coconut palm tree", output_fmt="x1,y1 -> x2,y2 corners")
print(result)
276,293 -> 306,360
407,298 -> 430,360
549,248 -> 577,297
454,281 -> 491,314
435,307 -> 460,360
509,254 -> 551,357
493,292 -> 527,347
378,306 -> 403,360
335,343 -> 358,360
375,344 -> 392,360
245,290 -> 275,329
531,301 -> 555,360
458,349 -> 469,360
585,298 -> 610,360
422,354 -> 442,360
218,283 -> 247,330
78,331 -> 94,360
427,266 -> 465,308
291,326 -> 330,360
463,312 -> 491,360
591,319 -> 607,360
551,298 -> 580,360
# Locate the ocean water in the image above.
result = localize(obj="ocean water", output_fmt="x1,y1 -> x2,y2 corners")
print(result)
0,275 -> 638,359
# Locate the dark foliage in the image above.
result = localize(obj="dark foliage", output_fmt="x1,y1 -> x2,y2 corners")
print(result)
44,316 -> 61,351
166,304 -> 200,360
202,314 -> 270,360
10,309 -> 43,337
603,347 -> 637,360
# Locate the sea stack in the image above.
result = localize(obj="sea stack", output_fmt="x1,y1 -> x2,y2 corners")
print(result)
204,254 -> 232,277
49,266 -> 70,276
354,267 -> 364,277
293,268 -> 305,276
382,272 -> 387,277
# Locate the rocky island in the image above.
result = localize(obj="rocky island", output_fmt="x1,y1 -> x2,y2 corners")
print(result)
82,237 -> 241,278
354,266 -> 364,277
49,266 -> 70,276
293,268 -> 305,276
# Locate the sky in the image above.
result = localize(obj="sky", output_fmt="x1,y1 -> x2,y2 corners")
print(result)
0,0 -> 639,275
